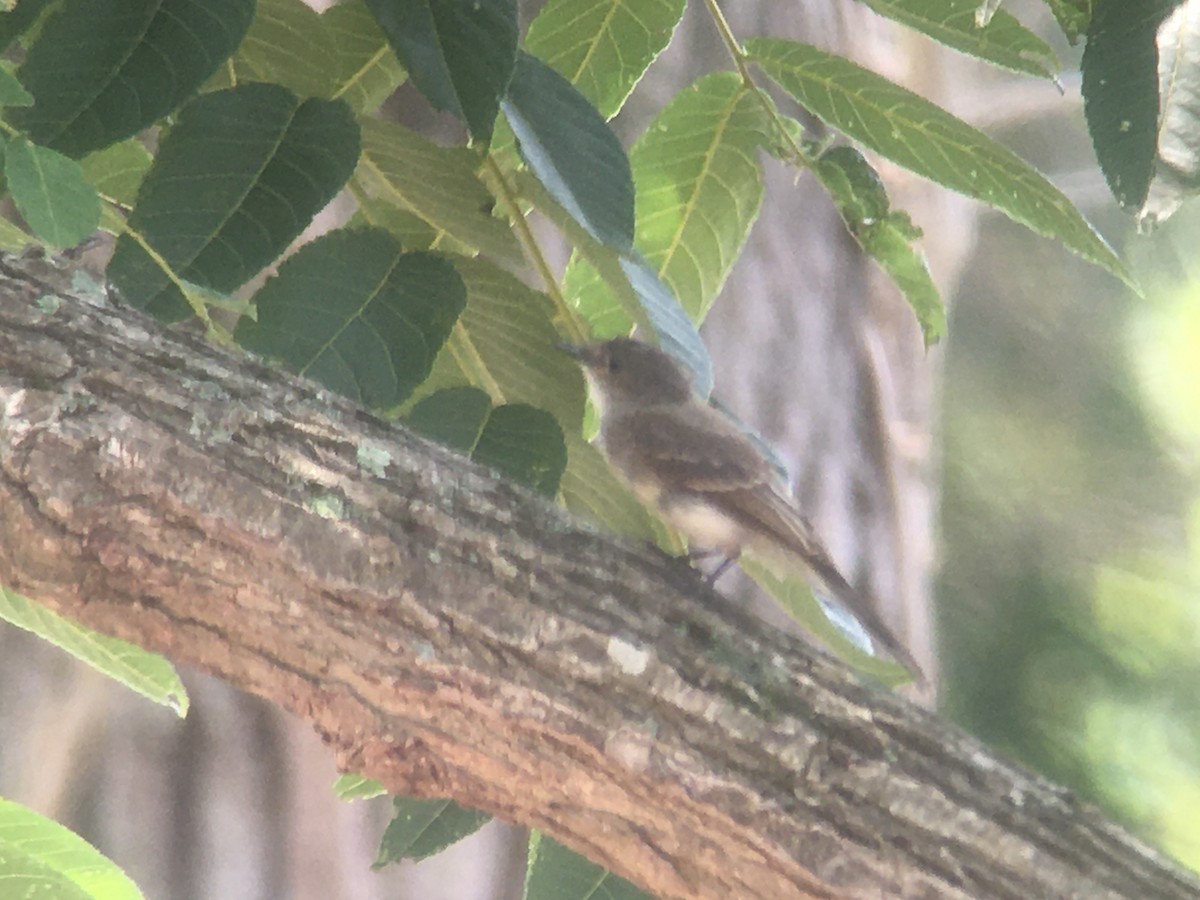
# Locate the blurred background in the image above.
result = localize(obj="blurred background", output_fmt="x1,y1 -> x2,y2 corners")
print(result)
2,0 -> 1198,896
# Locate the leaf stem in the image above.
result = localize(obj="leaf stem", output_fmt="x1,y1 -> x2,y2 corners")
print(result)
481,153 -> 588,344
703,0 -> 815,170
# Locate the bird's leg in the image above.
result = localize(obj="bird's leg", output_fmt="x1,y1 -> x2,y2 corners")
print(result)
703,551 -> 740,586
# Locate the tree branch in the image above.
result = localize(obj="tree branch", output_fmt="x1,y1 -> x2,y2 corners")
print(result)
0,252 -> 1194,899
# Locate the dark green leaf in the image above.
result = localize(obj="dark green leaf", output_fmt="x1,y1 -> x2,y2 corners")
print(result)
503,51 -> 634,250
813,145 -> 945,344
1082,0 -> 1178,210
473,403 -> 566,496
364,0 -> 516,142
748,37 -> 1131,285
524,0 -> 685,120
4,136 -> 99,247
9,0 -> 254,157
0,0 -> 54,53
856,0 -> 1058,78
406,386 -> 492,452
524,831 -> 649,900
236,228 -> 466,409
374,797 -> 490,866
408,389 -> 567,496
107,84 -> 361,322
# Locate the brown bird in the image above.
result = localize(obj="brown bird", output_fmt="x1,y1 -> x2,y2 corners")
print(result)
560,337 -> 922,680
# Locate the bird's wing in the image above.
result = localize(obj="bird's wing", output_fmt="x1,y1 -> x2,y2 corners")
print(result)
606,405 -> 775,492
606,405 -> 924,680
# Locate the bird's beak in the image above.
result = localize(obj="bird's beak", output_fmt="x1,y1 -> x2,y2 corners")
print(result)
555,340 -> 588,361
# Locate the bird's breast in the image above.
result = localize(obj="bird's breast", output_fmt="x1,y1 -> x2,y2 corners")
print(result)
658,494 -> 745,554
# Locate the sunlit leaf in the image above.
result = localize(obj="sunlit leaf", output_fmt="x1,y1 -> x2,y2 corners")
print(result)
0,587 -> 188,715
749,37 -> 1131,285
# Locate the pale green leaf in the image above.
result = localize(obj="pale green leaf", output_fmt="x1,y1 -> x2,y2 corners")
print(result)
0,587 -> 188,715
563,72 -> 768,333
748,37 -> 1130,285
0,798 -> 143,900
524,0 -> 685,119
333,773 -> 387,801
324,0 -> 408,113
741,559 -> 910,686
415,256 -> 586,432
357,118 -> 522,265
80,138 -> 152,235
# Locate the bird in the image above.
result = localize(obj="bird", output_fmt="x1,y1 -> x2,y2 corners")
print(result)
559,336 -> 923,681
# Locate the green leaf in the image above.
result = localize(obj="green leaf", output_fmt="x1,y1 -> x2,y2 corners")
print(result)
332,773 -> 387,801
0,0 -> 54,52
0,799 -> 142,900
613,72 -> 771,321
503,51 -> 634,250
0,214 -> 37,251
474,404 -> 566,497
0,64 -> 31,106
324,0 -> 409,113
1140,1 -> 1200,225
373,797 -> 490,866
364,0 -> 517,143
0,586 -> 188,715
406,385 -> 492,452
1082,0 -> 1179,212
235,228 -> 466,410
4,137 -> 99,247
80,138 -> 152,235
856,0 -> 1058,78
80,138 -> 151,207
513,170 -> 712,396
1044,0 -> 1092,43
524,0 -> 685,120
813,145 -> 945,344
559,432 -> 658,542
234,0 -> 340,99
8,0 -> 255,157
559,72 -> 769,380
356,118 -> 522,265
739,560 -> 911,686
233,0 -> 406,114
747,37 -> 1131,285
106,84 -> 361,322
415,256 -> 587,432
408,388 -> 567,496
524,831 -> 649,900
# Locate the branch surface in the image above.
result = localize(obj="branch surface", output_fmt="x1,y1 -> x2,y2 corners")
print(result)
0,252 -> 1195,899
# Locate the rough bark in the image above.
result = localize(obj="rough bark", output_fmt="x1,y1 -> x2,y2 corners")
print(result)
1,260 -> 1196,900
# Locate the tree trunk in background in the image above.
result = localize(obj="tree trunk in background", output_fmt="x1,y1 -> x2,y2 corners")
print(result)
0,2 -> 978,897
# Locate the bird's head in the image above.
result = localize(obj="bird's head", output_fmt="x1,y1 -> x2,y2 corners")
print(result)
558,338 -> 695,412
